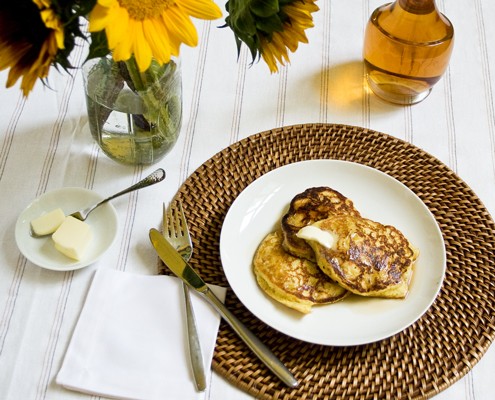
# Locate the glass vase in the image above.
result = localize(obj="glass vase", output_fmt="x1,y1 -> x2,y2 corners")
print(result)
363,0 -> 454,105
83,56 -> 182,165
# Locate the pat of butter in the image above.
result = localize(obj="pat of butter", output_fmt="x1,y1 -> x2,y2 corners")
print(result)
52,216 -> 92,260
30,208 -> 65,236
297,225 -> 337,249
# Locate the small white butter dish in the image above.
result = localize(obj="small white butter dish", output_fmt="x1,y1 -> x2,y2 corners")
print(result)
15,187 -> 118,271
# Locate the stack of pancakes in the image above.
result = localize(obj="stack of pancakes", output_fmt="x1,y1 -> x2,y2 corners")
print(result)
253,187 -> 419,314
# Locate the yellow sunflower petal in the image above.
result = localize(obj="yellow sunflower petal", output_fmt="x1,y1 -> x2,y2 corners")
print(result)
278,31 -> 299,53
20,75 -> 40,96
260,33 -> 290,73
161,6 -> 198,48
32,0 -> 51,9
176,0 -> 222,20
132,21 -> 153,71
113,43 -> 132,62
260,52 -> 278,73
259,38 -> 279,73
97,0 -> 116,8
112,19 -> 134,61
283,24 -> 309,45
267,33 -> 290,60
39,9 -> 64,49
6,66 -> 23,88
142,18 -> 172,64
88,4 -> 111,32
17,34 -> 57,95
284,3 -> 317,27
0,45 -> 26,70
105,7 -> 130,49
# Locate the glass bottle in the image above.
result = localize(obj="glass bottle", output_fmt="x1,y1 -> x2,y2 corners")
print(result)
363,0 -> 454,105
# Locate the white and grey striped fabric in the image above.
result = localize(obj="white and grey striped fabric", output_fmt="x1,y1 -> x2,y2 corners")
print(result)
1,1 -> 494,399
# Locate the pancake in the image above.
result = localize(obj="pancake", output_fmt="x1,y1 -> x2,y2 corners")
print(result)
253,230 -> 348,314
281,187 -> 361,261
304,215 -> 419,298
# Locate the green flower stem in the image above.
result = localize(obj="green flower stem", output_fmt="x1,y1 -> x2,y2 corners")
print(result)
122,57 -> 179,142
84,59 -> 124,139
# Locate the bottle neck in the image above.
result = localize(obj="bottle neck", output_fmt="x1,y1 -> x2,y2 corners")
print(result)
398,0 -> 436,14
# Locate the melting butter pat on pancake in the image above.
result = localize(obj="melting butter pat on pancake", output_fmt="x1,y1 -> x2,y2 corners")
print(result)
281,187 -> 361,261
296,225 -> 338,249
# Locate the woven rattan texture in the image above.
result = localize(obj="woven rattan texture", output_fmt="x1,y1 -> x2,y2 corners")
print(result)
170,123 -> 495,399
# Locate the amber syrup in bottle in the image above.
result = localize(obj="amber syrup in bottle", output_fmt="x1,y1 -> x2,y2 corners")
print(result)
363,0 -> 454,105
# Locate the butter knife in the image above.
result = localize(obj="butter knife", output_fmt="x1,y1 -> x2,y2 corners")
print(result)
149,228 -> 299,388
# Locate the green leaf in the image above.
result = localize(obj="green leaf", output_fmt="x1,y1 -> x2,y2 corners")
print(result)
234,12 -> 257,35
249,0 -> 279,17
256,14 -> 284,34
87,31 -> 111,61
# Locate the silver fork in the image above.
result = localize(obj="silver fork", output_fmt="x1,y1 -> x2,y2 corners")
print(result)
162,200 -> 206,392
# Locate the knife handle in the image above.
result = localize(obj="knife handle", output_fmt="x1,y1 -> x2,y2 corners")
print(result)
202,288 -> 299,388
182,283 -> 207,391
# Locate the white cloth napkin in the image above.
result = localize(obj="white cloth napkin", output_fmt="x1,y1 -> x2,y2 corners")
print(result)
57,268 -> 226,400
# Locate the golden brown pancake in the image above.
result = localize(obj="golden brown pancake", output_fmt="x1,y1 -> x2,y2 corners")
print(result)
253,230 -> 348,314
305,215 -> 419,298
281,187 -> 361,261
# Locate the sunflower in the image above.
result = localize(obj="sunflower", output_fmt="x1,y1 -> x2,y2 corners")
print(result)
89,0 -> 223,72
34,0 -> 65,50
224,0 -> 319,72
0,1 -> 65,96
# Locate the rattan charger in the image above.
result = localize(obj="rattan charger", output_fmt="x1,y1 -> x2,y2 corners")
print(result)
167,123 -> 495,400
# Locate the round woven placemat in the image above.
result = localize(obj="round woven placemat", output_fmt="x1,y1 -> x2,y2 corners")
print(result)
172,123 -> 495,399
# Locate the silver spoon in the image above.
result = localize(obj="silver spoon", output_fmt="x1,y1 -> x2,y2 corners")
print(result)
31,168 -> 166,238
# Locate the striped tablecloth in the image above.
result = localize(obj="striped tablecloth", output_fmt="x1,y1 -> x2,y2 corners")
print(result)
1,1 -> 494,399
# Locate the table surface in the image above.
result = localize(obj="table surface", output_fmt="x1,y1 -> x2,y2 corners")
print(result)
1,1 -> 495,399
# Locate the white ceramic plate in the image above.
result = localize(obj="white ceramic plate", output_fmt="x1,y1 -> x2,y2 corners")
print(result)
220,160 -> 446,346
15,187 -> 118,271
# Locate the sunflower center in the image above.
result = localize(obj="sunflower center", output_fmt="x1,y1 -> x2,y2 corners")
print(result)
118,0 -> 173,20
